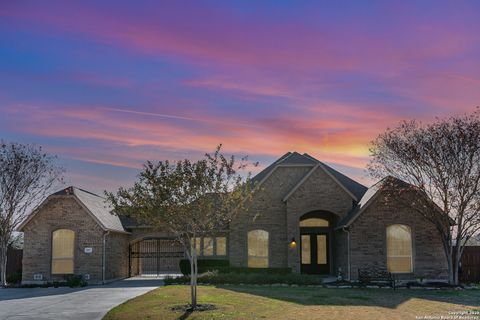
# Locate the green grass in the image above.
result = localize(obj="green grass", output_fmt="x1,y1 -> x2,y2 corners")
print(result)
104,285 -> 480,320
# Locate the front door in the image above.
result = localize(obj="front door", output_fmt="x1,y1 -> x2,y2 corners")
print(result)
300,233 -> 329,274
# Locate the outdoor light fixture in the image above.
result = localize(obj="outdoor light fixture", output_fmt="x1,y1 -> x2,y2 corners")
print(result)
289,237 -> 297,248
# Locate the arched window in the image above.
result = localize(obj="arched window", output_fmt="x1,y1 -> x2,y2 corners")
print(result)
248,230 -> 269,268
299,218 -> 329,227
386,224 -> 413,273
52,229 -> 75,274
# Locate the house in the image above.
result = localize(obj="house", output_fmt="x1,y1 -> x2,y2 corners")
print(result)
18,152 -> 448,284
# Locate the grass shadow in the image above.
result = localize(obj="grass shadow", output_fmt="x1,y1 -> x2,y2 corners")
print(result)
219,285 -> 480,309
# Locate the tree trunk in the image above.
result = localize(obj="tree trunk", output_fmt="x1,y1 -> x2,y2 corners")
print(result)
189,252 -> 198,309
193,254 -> 198,308
447,256 -> 454,285
453,243 -> 461,285
441,239 -> 455,285
0,243 -> 7,287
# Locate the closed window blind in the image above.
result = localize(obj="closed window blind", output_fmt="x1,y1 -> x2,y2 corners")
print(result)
51,229 -> 75,274
247,230 -> 269,268
387,224 -> 413,273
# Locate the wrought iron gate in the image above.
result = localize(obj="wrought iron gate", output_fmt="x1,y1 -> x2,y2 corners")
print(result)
129,238 -> 185,276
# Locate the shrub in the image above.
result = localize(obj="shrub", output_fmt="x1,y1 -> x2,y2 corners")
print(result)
66,275 -> 87,288
179,259 -> 230,275
179,259 -> 291,276
165,271 -> 323,286
227,267 -> 292,275
6,271 -> 22,284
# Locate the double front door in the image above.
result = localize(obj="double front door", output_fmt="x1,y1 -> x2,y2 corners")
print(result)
300,232 -> 329,274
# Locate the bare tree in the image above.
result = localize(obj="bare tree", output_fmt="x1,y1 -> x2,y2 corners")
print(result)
0,141 -> 63,286
368,109 -> 480,285
106,145 -> 255,310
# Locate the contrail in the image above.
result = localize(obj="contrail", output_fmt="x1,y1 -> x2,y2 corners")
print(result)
102,107 -> 258,128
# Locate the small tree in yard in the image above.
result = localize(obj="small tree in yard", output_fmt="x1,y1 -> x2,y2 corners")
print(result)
0,142 -> 63,287
368,109 -> 480,285
106,145 -> 255,310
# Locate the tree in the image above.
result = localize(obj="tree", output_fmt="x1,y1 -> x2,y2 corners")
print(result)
368,109 -> 480,285
0,141 -> 63,286
106,145 -> 255,309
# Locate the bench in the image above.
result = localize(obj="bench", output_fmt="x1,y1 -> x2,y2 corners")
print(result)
358,267 -> 396,290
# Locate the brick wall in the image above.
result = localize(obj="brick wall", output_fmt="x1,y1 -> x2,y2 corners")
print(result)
22,196 -> 105,284
105,232 -> 129,280
229,166 -> 311,268
286,167 -> 354,273
349,191 -> 448,280
229,165 -> 356,272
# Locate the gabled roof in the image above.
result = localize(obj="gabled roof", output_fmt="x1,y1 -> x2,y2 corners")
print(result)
18,186 -> 127,233
251,152 -> 301,184
336,176 -> 414,228
336,179 -> 384,228
252,152 -> 367,201
303,153 -> 367,200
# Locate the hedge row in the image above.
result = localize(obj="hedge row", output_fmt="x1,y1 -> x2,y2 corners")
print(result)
179,259 -> 292,275
165,271 -> 324,286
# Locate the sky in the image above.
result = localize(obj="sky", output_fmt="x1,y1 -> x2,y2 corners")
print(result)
1,1 -> 479,194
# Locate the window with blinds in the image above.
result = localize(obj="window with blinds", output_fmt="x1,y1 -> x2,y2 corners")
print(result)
203,237 -> 214,256
247,230 -> 269,268
387,224 -> 413,273
51,229 -> 75,274
216,237 -> 227,256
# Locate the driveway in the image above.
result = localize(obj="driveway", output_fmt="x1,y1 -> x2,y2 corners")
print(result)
0,277 -> 164,320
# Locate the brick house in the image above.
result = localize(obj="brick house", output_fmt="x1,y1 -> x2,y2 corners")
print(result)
18,152 -> 448,284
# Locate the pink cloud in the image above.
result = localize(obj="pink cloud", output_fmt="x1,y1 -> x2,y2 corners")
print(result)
5,1 -> 475,76
2,101 -> 396,175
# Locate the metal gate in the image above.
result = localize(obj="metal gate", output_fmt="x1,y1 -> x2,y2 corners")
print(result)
460,246 -> 480,283
129,238 -> 185,276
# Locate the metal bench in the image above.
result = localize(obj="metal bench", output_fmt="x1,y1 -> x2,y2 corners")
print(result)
358,267 -> 396,290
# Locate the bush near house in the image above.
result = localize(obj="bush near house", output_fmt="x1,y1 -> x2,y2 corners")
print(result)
179,259 -> 230,275
167,271 -> 323,286
179,259 -> 292,276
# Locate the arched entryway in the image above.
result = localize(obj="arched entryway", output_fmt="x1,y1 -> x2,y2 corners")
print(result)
129,237 -> 185,276
299,211 -> 335,275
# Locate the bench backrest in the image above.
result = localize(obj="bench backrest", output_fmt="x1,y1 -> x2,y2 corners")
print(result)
358,268 -> 393,280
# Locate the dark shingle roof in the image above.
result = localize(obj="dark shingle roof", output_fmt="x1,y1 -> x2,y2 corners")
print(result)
251,152 -> 293,184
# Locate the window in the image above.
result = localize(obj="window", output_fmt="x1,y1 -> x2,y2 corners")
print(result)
216,237 -> 227,256
387,224 -> 413,273
301,235 -> 311,264
248,230 -> 269,268
191,237 -> 202,256
203,237 -> 214,256
299,218 -> 329,227
317,235 -> 327,264
51,229 -> 75,274
191,236 -> 226,256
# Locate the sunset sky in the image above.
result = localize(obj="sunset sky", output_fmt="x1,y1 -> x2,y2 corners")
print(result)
1,1 -> 479,194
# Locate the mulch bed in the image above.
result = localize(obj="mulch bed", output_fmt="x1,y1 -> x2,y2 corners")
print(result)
171,304 -> 216,312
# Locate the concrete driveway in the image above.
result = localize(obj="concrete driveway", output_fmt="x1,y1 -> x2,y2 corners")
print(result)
0,277 -> 164,320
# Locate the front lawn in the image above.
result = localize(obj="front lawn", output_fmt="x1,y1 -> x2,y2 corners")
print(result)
104,285 -> 480,320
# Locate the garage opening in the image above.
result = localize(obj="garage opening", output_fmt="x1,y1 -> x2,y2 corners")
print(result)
129,238 -> 185,276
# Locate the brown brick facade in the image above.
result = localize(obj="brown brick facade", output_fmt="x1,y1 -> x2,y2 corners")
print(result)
20,153 -> 449,283
22,196 -> 129,284
230,162 -> 447,280
348,192 -> 448,280
285,166 -> 354,273
229,166 -> 311,268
